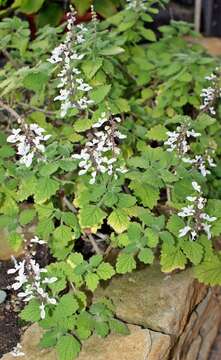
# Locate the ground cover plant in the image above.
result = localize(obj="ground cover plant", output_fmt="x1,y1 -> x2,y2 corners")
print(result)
1,0 -> 221,358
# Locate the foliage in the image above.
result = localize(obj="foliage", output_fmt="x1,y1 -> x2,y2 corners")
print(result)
0,0 -> 123,27
1,0 -> 221,359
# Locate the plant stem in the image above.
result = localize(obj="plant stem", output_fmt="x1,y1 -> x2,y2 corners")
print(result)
19,102 -> 57,117
63,196 -> 77,213
0,100 -> 25,127
88,234 -> 103,255
2,49 -> 19,69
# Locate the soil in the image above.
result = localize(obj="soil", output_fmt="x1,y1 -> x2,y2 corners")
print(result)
0,244 -> 50,357
0,260 -> 21,357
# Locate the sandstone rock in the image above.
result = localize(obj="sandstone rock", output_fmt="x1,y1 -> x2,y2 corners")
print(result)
1,266 -> 220,360
1,324 -> 56,360
171,289 -> 221,360
1,324 -> 171,360
95,264 -> 207,336
78,325 -> 171,360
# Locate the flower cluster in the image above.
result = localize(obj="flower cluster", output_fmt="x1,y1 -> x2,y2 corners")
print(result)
165,124 -> 216,177
126,0 -> 147,11
183,152 -> 216,177
73,113 -> 127,184
178,181 -> 216,241
8,237 -> 57,320
200,70 -> 221,115
48,7 -> 93,117
10,343 -> 25,358
7,124 -> 51,167
165,124 -> 200,156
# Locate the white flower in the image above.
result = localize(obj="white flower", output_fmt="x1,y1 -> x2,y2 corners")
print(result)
7,124 -> 51,167
200,72 -> 220,115
73,115 -> 127,183
20,152 -> 34,167
202,223 -> 212,239
186,130 -> 201,138
164,125 -> 200,156
197,197 -> 205,210
200,213 -> 217,222
10,343 -> 25,357
40,303 -> 46,319
190,230 -> 197,240
42,277 -> 57,284
186,196 -> 196,202
179,226 -> 191,238
49,7 -> 92,116
178,205 -> 195,217
7,129 -> 22,143
47,297 -> 57,305
192,181 -> 201,193
76,78 -> 92,92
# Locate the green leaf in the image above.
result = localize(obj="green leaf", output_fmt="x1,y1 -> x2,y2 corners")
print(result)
145,228 -> 159,248
82,59 -> 103,79
90,84 -> 111,103
85,273 -> 100,291
79,206 -> 106,229
19,208 -> 36,225
117,194 -> 136,208
129,181 -> 159,209
39,330 -> 57,349
53,225 -> 74,245
167,215 -> 185,237
72,0 -> 91,16
89,254 -> 103,267
36,218 -> 54,240
19,0 -> 45,14
109,319 -> 129,335
94,0 -> 117,18
138,248 -> 154,264
127,222 -> 142,242
0,145 -> 15,158
94,321 -> 109,337
116,253 -> 136,274
74,118 -> 93,133
8,232 -> 23,251
56,335 -> 81,360
180,239 -> 203,265
23,70 -> 49,92
39,163 -> 59,177
107,209 -> 129,234
195,255 -> 221,286
20,299 -> 41,322
97,262 -> 115,280
100,46 -> 124,56
160,243 -> 187,273
140,28 -> 156,41
53,294 -> 79,320
34,177 -> 59,204
146,125 -> 168,141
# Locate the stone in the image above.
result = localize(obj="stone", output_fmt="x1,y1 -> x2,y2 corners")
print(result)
171,289 -> 221,360
95,264 -> 207,336
1,324 -> 56,360
1,266 -> 220,360
78,325 -> 171,360
185,36 -> 221,56
1,324 -> 171,360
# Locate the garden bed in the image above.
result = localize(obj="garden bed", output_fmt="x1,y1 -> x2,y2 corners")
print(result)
1,265 -> 221,360
1,1 -> 221,359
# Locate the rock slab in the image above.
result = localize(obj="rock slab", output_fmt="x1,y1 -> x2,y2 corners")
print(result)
1,265 -> 220,360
